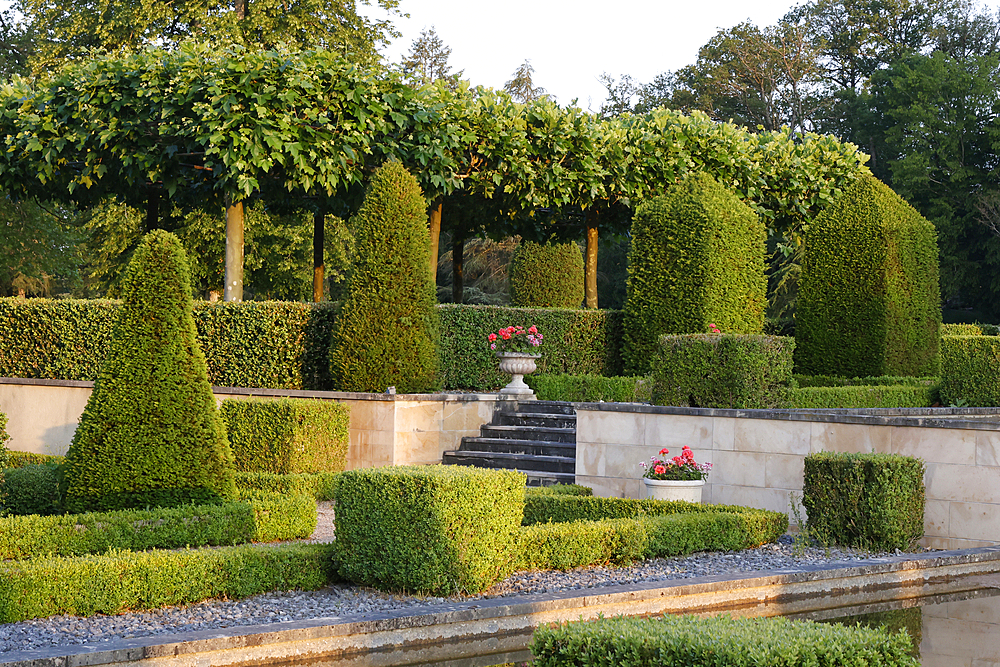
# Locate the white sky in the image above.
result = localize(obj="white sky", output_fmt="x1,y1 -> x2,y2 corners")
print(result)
365,0 -> 802,111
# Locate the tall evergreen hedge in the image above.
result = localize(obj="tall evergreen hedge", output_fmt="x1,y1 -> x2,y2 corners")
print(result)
329,162 -> 439,393
797,175 -> 941,377
508,240 -> 585,308
62,230 -> 237,513
622,173 -> 767,375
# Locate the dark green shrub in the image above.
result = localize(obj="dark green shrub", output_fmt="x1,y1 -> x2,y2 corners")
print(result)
0,542 -> 336,623
524,483 -> 593,497
234,471 -> 340,500
791,385 -> 938,408
803,452 -> 925,550
650,334 -> 795,409
508,240 -> 584,308
2,463 -> 64,516
793,374 -> 938,388
221,398 -> 350,474
525,373 -> 650,403
438,304 -> 624,390
62,230 -> 238,513
0,412 -> 8,497
797,175 -> 941,377
329,161 -> 439,393
530,615 -> 917,667
6,451 -> 66,468
939,335 -> 1000,406
941,323 -> 982,336
334,465 -> 525,595
623,173 -> 767,374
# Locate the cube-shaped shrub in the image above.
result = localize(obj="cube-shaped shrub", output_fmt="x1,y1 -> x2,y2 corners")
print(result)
623,173 -> 767,374
939,335 -> 1000,406
333,465 -> 525,595
650,334 -> 794,409
940,323 -> 982,336
220,398 -> 350,474
803,452 -> 925,551
797,175 -> 941,377
508,240 -> 585,308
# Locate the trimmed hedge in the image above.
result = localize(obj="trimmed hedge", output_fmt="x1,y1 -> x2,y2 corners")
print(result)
508,240 -> 585,308
0,542 -> 336,623
803,452 -> 925,550
623,173 -> 767,375
650,334 -> 795,409
524,483 -> 593,497
797,175 -> 941,378
791,385 -> 937,409
2,463 -> 64,516
525,373 -> 650,403
941,323 -> 983,336
793,374 -> 939,388
0,412 -> 8,493
334,465 -> 525,595
530,614 -> 917,667
221,398 -> 350,474
5,451 -> 65,468
939,335 -> 1000,406
234,471 -> 340,500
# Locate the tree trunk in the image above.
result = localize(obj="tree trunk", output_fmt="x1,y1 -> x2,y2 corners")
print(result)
145,190 -> 160,232
428,201 -> 442,286
225,202 -> 244,302
585,209 -> 599,309
313,210 -> 325,302
452,233 -> 464,304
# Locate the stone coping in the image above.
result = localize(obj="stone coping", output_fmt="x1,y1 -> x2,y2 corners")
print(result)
0,377 -> 502,403
575,400 -> 1000,431
3,546 -> 999,667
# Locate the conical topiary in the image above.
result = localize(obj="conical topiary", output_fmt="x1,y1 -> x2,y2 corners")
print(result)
63,229 -> 237,513
508,240 -> 585,308
329,161 -> 439,393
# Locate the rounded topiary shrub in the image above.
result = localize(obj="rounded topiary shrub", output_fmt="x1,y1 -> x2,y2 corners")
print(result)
508,240 -> 585,308
63,230 -> 237,513
329,161 -> 439,393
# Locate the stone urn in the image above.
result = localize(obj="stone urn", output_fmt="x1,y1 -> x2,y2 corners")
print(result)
643,478 -> 705,503
498,352 -> 540,397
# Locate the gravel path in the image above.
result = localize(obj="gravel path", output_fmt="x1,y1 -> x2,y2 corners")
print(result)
0,506 -> 924,654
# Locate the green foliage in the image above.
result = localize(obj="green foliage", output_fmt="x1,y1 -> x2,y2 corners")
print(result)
803,452 -> 925,551
524,484 -> 594,497
63,230 -> 237,513
0,197 -> 84,297
238,492 -> 318,543
941,323 -> 983,336
623,173 -> 767,374
508,240 -> 585,308
791,385 -> 937,409
0,542 -> 336,623
234,471 -> 340,501
530,614 -> 917,667
825,608 -> 922,661
939,335 -> 1000,406
438,305 -> 624,390
329,162 -> 440,393
793,375 -> 939,388
2,464 -> 64,516
650,334 -> 795,409
525,373 -> 650,403
0,412 -> 8,471
6,451 -> 65,468
221,398 -> 349,474
334,466 -> 525,595
796,175 -> 941,377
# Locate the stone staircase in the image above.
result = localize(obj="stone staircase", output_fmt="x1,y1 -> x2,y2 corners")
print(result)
442,400 -> 576,486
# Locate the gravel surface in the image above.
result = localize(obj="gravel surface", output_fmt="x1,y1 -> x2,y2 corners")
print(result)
0,527 -> 924,655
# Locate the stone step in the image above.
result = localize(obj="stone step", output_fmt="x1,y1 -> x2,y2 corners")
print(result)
479,424 -> 576,443
513,400 -> 576,416
457,436 -> 576,457
494,412 -> 577,429
442,450 -> 576,474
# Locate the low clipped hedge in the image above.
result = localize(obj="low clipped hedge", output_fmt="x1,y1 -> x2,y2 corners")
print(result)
803,452 -> 925,550
0,542 -> 337,623
525,483 -> 593,497
530,614 -> 917,667
940,323 -> 983,336
793,374 -> 938,388
221,398 -> 350,474
334,465 -> 526,595
525,373 -> 650,403
234,470 -> 340,500
2,463 -> 64,516
939,335 -> 1000,406
0,494 -> 316,560
6,451 -> 65,469
650,334 -> 795,409
791,385 -> 937,408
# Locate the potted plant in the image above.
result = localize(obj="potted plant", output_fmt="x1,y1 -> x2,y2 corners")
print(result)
488,325 -> 543,396
640,446 -> 712,502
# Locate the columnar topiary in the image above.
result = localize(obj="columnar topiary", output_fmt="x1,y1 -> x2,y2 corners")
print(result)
329,161 -> 439,393
796,175 -> 941,377
508,240 -> 585,308
622,173 -> 767,375
62,230 -> 237,513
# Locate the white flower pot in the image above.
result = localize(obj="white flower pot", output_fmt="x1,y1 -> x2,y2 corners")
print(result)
643,478 -> 705,503
497,352 -> 540,396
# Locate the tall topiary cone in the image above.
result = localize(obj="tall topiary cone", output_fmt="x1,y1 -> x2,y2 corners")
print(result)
508,240 -> 585,308
330,161 -> 440,393
63,230 -> 237,513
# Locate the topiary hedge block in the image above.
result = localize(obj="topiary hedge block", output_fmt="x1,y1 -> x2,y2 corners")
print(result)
803,451 -> 925,551
797,175 -> 941,377
623,173 -> 767,375
524,373 -> 650,403
791,385 -> 937,409
650,334 -> 795,409
334,465 -> 525,595
939,335 -> 1000,406
508,240 -> 585,308
221,398 -> 350,474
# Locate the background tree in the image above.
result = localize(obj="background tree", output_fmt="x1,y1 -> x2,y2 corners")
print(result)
401,25 -> 464,87
504,59 -> 548,103
0,198 -> 85,297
